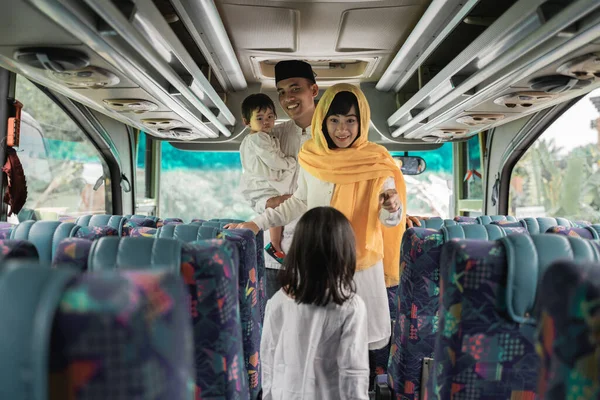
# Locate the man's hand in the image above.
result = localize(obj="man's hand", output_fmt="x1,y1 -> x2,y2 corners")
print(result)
224,222 -> 261,235
379,189 -> 400,213
406,215 -> 427,228
265,194 -> 292,209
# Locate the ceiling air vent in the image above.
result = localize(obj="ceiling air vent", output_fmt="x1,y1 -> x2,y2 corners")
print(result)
557,53 -> 600,80
156,127 -> 201,140
457,114 -> 505,127
51,67 -> 120,89
420,128 -> 469,142
529,75 -> 592,93
103,99 -> 159,114
141,118 -> 183,130
13,48 -> 89,72
494,92 -> 558,109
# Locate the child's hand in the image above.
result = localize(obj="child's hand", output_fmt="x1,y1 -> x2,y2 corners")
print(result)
379,189 -> 400,213
224,222 -> 261,235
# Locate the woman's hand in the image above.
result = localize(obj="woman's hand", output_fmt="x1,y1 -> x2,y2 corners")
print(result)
224,221 -> 261,235
406,215 -> 425,228
379,189 -> 400,213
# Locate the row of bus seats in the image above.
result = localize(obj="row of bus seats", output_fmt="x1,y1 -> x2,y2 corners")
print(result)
0,214 -> 267,400
379,215 -> 600,399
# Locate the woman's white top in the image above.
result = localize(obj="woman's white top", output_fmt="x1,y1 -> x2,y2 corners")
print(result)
239,132 -> 298,213
252,166 -> 402,348
261,290 -> 370,400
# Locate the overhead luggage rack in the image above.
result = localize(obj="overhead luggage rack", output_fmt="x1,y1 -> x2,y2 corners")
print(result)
24,0 -> 241,140
382,0 -> 600,142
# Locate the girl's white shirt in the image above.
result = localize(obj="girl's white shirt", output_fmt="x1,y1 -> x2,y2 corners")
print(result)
261,289 -> 370,400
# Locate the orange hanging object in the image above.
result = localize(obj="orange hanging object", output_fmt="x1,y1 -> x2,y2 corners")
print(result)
7,100 -> 22,148
464,169 -> 482,182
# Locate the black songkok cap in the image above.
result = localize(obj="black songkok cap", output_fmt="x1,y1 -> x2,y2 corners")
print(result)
275,60 -> 316,84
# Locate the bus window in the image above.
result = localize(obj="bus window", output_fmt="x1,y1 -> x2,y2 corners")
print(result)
509,88 -> 600,222
159,144 -> 256,221
392,142 -> 453,218
13,76 -> 110,221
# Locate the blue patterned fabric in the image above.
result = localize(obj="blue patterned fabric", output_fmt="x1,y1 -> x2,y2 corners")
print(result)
48,270 -> 195,399
537,260 -> 600,399
122,217 -> 158,236
127,227 -> 158,238
454,216 -> 477,225
0,222 -> 14,239
490,220 -> 525,228
180,240 -> 248,399
477,215 -> 518,225
52,238 -> 93,271
388,228 -> 443,399
157,218 -> 184,228
545,225 -> 596,239
426,239 -> 540,399
0,239 -> 39,262
73,225 -> 119,240
220,229 -> 262,399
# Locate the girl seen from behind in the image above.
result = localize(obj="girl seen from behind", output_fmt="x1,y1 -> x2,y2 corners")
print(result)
261,206 -> 369,400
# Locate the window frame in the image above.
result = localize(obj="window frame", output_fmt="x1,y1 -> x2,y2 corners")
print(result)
15,78 -> 124,216
498,98 -> 581,215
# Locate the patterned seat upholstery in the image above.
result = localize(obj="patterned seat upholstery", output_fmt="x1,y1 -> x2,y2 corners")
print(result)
537,260 -> 600,399
477,215 -> 518,225
49,270 -> 195,399
52,238 -> 94,271
0,222 -> 15,239
72,225 -> 119,240
428,234 -> 600,399
220,229 -> 262,399
388,224 -> 524,399
75,214 -> 126,236
545,225 -> 598,239
157,218 -> 184,228
0,264 -> 194,400
0,239 -> 39,263
521,217 -> 574,234
181,240 -> 248,399
10,221 -> 78,263
122,216 -> 160,236
454,216 -> 477,224
128,227 -> 158,237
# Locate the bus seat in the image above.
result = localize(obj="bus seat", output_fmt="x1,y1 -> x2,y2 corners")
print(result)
157,224 -> 220,242
454,216 -> 477,224
428,234 -> 600,399
123,214 -> 160,223
477,215 -> 518,224
545,225 -> 599,239
521,217 -> 573,234
0,239 -> 39,264
51,226 -> 119,271
537,260 -> 600,398
0,222 -> 15,239
157,217 -> 184,228
49,269 -> 194,399
87,236 -> 182,273
10,221 -> 77,263
122,216 -> 160,236
181,239 -> 249,399
416,217 -> 456,230
52,238 -> 93,271
220,229 -> 262,399
388,224 -> 526,398
75,214 -> 126,236
127,227 -> 158,237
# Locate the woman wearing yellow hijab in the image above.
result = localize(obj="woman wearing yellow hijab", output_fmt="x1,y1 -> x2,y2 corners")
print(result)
231,83 -> 407,350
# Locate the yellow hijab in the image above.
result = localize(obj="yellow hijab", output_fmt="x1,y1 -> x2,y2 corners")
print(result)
298,83 -> 407,287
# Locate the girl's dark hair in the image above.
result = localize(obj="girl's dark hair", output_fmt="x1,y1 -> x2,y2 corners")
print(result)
322,91 -> 360,149
279,207 -> 356,306
241,93 -> 276,123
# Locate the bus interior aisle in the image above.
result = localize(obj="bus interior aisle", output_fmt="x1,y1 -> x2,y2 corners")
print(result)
0,0 -> 599,399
